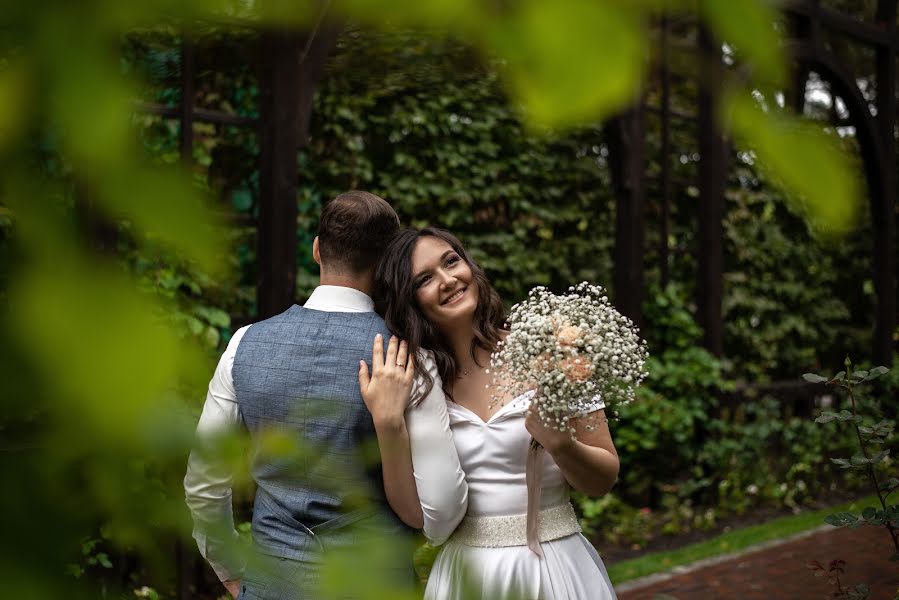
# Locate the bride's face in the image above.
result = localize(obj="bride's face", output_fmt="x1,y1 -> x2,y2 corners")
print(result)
410,236 -> 479,331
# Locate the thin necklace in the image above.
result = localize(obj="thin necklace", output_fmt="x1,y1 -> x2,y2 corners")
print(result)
460,350 -> 487,377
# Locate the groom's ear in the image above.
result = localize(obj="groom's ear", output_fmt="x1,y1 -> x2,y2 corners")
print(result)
312,236 -> 322,266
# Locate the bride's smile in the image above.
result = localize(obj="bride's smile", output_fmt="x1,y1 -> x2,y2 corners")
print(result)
411,236 -> 479,328
441,287 -> 466,305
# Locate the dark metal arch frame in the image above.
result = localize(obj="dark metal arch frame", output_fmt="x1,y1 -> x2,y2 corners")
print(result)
788,41 -> 887,213
607,3 -> 896,418
783,0 -> 896,367
789,40 -> 896,368
634,4 -> 897,369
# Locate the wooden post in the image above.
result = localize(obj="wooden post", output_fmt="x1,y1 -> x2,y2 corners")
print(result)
296,26 -> 340,148
257,30 -> 303,319
256,22 -> 338,320
659,14 -> 672,291
696,25 -> 726,357
607,105 -> 647,330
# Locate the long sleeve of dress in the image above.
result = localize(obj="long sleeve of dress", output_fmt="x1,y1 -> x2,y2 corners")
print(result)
406,351 -> 468,545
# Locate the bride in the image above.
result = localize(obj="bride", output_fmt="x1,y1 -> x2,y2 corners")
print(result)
359,227 -> 619,600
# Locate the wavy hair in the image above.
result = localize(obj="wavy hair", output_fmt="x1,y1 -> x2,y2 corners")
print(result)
373,227 -> 506,401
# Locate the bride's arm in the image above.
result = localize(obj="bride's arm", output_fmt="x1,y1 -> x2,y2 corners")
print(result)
359,335 -> 423,528
359,340 -> 469,536
405,350 -> 468,545
525,408 -> 619,497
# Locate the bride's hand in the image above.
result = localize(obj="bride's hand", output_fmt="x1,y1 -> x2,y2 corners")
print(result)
525,398 -> 576,455
359,334 -> 415,429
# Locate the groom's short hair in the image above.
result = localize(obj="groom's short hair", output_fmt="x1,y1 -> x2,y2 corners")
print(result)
318,191 -> 400,274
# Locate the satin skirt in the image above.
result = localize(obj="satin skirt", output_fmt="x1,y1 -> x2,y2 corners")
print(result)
424,533 -> 617,600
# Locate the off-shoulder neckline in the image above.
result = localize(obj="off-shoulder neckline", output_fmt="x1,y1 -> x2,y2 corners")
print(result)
446,389 -> 535,425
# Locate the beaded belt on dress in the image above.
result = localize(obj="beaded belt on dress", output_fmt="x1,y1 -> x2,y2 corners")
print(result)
451,503 -> 581,548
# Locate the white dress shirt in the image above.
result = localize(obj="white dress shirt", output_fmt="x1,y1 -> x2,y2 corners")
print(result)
183,285 -> 468,582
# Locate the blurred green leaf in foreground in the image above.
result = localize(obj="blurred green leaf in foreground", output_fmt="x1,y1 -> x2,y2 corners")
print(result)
0,0 -> 865,597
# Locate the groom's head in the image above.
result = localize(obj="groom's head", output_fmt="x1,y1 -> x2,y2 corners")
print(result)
313,191 -> 400,283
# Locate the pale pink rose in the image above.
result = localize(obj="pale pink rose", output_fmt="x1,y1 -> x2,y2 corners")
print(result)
560,356 -> 593,381
557,325 -> 582,347
530,352 -> 554,373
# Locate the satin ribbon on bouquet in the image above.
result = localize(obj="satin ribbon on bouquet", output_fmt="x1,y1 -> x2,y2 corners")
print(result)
525,437 -> 544,558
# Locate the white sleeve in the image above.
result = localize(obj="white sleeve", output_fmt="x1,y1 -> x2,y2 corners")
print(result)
183,325 -> 249,582
405,350 -> 468,545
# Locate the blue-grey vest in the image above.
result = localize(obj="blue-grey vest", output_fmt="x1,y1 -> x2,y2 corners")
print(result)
232,305 -> 410,563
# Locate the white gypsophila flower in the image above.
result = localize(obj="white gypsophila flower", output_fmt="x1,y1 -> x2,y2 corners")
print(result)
490,282 -> 648,433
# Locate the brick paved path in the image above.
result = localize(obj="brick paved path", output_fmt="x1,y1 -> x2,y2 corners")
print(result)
616,525 -> 899,600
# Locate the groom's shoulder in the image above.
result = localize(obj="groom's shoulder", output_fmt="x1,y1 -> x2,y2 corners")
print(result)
240,305 -> 301,334
242,305 -> 389,338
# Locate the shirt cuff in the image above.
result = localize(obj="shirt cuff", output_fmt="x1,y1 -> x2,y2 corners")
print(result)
193,527 -> 245,582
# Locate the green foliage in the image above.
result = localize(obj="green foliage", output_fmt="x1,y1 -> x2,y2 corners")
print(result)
725,91 -> 861,235
65,537 -> 113,579
807,361 -> 899,558
300,31 -> 616,301
579,388 -> 867,547
722,163 -> 861,379
577,287 -> 883,546
1,9 -> 236,600
134,586 -> 163,600
127,242 -> 236,353
577,494 -> 657,546
128,28 -> 874,375
613,284 -> 730,502
0,1 -> 886,597
482,0 -> 647,129
332,0 -> 864,233
699,0 -> 785,85
703,397 -> 853,511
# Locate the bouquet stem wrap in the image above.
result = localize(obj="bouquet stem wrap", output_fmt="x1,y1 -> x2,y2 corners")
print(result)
525,438 -> 544,558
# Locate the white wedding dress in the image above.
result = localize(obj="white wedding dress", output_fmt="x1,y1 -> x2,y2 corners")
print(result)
424,391 -> 617,600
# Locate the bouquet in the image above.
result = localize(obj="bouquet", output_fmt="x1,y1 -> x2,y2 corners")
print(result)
490,282 -> 648,557
490,281 -> 648,431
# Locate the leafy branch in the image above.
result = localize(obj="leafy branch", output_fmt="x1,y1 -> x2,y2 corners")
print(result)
804,360 -> 899,557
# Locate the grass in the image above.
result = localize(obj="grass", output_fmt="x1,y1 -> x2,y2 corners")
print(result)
607,495 -> 881,584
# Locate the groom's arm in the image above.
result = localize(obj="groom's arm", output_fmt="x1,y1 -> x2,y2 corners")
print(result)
184,327 -> 248,587
405,351 -> 468,545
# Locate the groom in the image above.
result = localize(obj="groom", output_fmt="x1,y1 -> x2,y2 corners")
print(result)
184,191 -> 466,599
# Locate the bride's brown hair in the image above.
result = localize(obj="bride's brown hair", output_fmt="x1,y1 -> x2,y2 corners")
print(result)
373,227 -> 506,401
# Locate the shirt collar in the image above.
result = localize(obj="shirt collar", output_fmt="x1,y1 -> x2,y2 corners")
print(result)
303,285 -> 375,313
